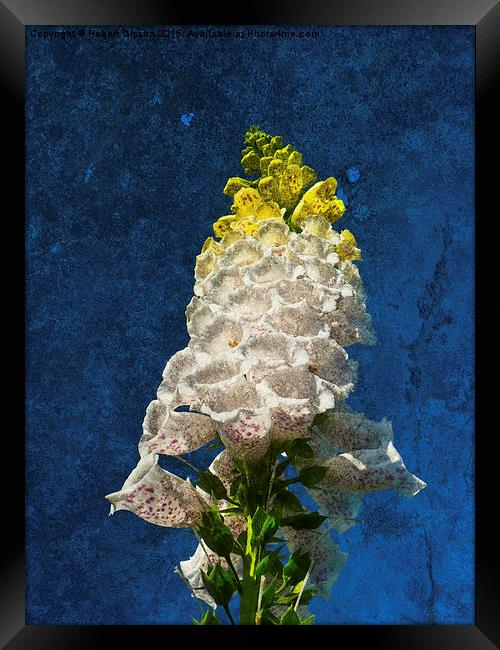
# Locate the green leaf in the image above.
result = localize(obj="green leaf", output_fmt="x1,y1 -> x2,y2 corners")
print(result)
255,555 -> 272,579
197,470 -> 228,500
280,512 -> 327,530
282,551 -> 311,583
311,412 -> 329,428
197,514 -> 234,558
259,514 -> 279,545
251,506 -> 268,535
280,606 -> 301,625
261,578 -> 277,610
192,609 -> 221,625
273,490 -> 304,517
261,610 -> 280,625
287,439 -> 315,459
297,465 -> 327,488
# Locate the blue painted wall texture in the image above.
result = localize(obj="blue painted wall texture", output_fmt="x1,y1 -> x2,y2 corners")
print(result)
26,26 -> 474,624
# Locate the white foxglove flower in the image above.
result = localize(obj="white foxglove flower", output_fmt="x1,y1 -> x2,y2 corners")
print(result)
105,454 -> 208,527
281,526 -> 348,598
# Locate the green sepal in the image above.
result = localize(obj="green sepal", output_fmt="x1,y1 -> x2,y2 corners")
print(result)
197,511 -> 234,557
297,465 -> 327,488
255,555 -> 272,579
280,512 -> 327,530
261,577 -> 277,610
197,470 -> 228,500
282,438 -> 315,459
273,490 -> 304,518
282,551 -> 311,583
192,609 -> 221,625
201,562 -> 236,606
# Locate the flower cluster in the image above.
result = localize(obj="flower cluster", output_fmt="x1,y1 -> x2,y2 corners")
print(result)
105,127 -> 426,625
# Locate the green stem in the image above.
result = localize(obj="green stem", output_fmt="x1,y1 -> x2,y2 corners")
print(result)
239,567 -> 260,624
239,515 -> 263,624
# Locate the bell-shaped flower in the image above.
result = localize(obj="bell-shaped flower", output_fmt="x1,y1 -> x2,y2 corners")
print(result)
105,454 -> 208,528
322,441 -> 427,496
281,526 -> 348,598
290,178 -> 346,230
299,408 -> 426,530
179,541 -> 243,609
139,400 -> 216,457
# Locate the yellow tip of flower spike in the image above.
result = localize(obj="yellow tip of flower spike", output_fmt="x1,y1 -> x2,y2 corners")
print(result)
205,127 -> 361,262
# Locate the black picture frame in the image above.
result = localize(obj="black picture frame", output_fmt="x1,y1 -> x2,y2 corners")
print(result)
4,0 -> 497,646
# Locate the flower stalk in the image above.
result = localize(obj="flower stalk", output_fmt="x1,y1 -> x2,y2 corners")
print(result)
105,126 -> 426,625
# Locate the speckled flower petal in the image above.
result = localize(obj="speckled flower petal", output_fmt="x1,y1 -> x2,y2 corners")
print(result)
194,251 -> 219,281
179,543 -> 217,608
307,485 -> 364,533
105,454 -> 207,527
208,450 -> 239,490
219,238 -> 264,267
289,232 -> 330,258
247,254 -> 302,285
139,400 -> 216,456
257,365 -> 335,411
274,277 -> 321,307
198,267 -> 244,304
281,526 -> 347,598
305,338 -> 357,398
300,215 -> 334,239
313,406 -> 393,452
323,294 -> 376,347
191,314 -> 247,355
240,332 -> 308,366
302,257 -> 342,287
157,347 -> 198,406
181,354 -> 248,392
186,297 -> 220,338
270,404 -> 317,442
218,408 -> 272,460
322,441 -> 427,496
266,301 -> 330,338
255,217 -> 290,247
197,375 -> 263,421
226,286 -> 273,321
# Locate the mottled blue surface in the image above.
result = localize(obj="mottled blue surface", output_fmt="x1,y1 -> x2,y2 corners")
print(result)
26,26 -> 474,624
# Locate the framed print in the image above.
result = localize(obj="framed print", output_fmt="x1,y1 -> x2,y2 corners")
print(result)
3,0 -> 498,646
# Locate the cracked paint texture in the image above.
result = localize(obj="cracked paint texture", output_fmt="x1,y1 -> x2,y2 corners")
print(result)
26,26 -> 474,624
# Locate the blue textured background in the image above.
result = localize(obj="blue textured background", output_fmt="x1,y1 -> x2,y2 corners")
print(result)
26,26 -> 474,625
